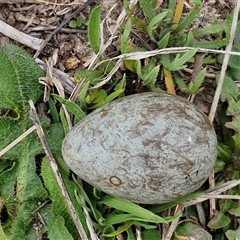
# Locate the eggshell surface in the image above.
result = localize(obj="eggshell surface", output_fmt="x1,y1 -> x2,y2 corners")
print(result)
62,92 -> 217,204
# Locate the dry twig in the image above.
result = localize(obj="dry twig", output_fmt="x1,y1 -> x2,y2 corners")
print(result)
0,20 -> 44,50
29,100 -> 89,240
207,0 -> 240,219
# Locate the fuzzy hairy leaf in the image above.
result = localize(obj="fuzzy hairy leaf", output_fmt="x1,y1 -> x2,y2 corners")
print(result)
41,156 -> 89,239
0,45 -> 44,112
0,118 -> 48,239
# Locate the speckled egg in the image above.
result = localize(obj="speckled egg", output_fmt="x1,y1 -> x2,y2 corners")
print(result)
62,92 -> 217,204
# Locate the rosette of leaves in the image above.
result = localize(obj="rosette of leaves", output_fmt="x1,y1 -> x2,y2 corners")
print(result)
0,45 -> 88,239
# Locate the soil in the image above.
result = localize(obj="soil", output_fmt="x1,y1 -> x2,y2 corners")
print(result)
0,0 -> 234,75
0,0 -> 235,136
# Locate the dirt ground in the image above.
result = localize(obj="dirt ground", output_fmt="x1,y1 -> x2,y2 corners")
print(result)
0,0 -> 235,76
0,0 -> 236,127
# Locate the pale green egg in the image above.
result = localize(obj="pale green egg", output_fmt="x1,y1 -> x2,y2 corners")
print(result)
62,92 -> 217,204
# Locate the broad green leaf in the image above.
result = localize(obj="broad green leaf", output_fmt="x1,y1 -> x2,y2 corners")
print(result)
41,157 -> 89,239
41,207 -> 74,240
175,74 -> 188,92
144,57 -> 158,75
0,118 -> 48,239
142,229 -> 161,240
220,75 -> 239,102
176,222 -> 212,240
207,211 -> 231,229
52,94 -> 86,122
0,45 -> 44,112
114,74 -> 126,92
100,195 -> 167,223
229,206 -> 240,217
0,45 -> 48,239
225,225 -> 240,240
88,5 -> 102,53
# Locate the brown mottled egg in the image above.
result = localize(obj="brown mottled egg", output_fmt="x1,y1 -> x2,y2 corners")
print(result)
62,92 -> 217,204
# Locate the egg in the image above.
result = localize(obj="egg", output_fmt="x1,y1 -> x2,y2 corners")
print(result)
62,92 -> 217,204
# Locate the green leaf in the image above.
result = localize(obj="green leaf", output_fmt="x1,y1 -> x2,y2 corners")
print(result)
220,75 -> 239,102
147,11 -> 168,39
59,108 -> 69,135
88,5 -> 102,53
73,177 -> 105,225
103,222 -> 132,237
229,207 -> 240,217
188,67 -> 206,93
0,45 -> 44,112
150,191 -> 204,213
193,39 -> 229,49
175,74 -> 188,92
41,207 -> 74,240
207,211 -> 231,229
41,156 -> 89,239
142,229 -> 160,240
226,224 -> 240,240
0,118 -> 48,239
121,18 -> 132,53
186,31 -> 194,47
0,45 -> 48,239
176,222 -> 212,240
168,0 -> 176,13
52,94 -> 86,122
143,65 -> 160,86
193,23 -> 226,37
105,89 -> 125,103
126,227 -> 135,240
158,32 -> 171,48
100,195 -> 167,223
174,3 -> 201,33
69,20 -> 78,28
48,97 -> 60,123
138,0 -> 154,21
163,48 -> 198,71
74,69 -> 103,84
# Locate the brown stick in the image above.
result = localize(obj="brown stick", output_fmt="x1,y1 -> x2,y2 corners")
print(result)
0,20 -> 44,50
33,0 -> 96,58
29,100 -> 89,240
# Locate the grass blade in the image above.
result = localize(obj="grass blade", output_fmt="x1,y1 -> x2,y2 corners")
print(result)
100,195 -> 167,223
